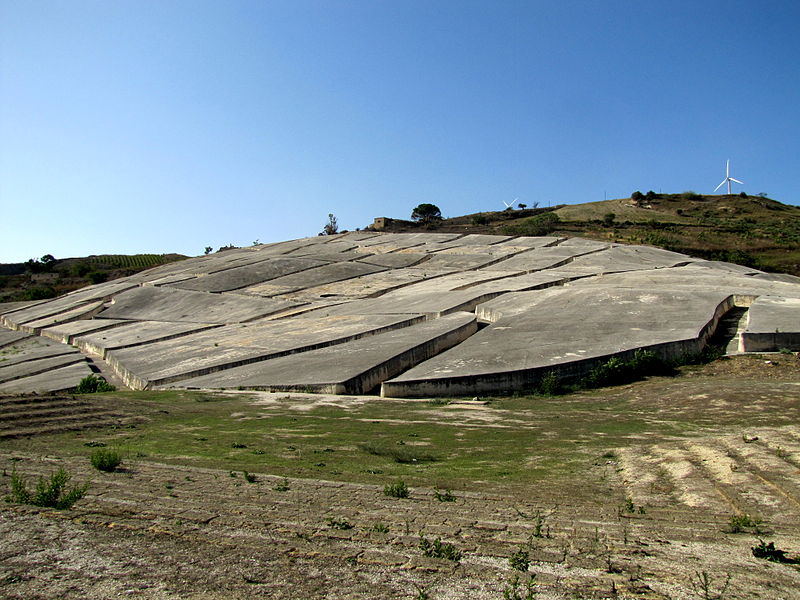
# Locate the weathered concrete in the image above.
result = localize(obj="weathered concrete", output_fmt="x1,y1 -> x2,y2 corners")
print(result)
74,321 -> 220,359
2,231 -> 799,397
0,361 -> 93,393
170,312 -> 477,394
381,288 -> 734,397
165,257 -> 330,293
741,296 -> 800,352
40,319 -> 132,345
98,286 -> 299,323
106,313 -> 425,389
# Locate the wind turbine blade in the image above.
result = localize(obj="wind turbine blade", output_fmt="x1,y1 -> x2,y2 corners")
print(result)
729,178 -> 743,185
714,180 -> 726,192
726,160 -> 730,176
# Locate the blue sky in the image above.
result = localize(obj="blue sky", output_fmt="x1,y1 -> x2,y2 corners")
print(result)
2,1 -> 799,262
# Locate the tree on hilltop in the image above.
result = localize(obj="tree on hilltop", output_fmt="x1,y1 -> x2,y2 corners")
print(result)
411,203 -> 442,224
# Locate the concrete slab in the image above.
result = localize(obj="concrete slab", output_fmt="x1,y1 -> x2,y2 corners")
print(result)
0,352 -> 87,384
98,286 -> 299,323
105,313 -> 425,389
165,257 -> 329,293
238,262 -> 387,297
40,319 -> 132,344
0,329 -> 31,349
14,301 -> 106,334
741,296 -> 800,352
381,287 -> 733,397
170,312 -> 477,394
74,321 -> 220,358
0,361 -> 94,394
4,232 -> 800,397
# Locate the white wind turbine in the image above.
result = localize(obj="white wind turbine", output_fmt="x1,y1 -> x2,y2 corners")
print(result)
714,160 -> 744,195
502,197 -> 518,209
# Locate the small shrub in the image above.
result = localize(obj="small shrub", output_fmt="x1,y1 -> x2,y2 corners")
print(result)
327,517 -> 354,530
419,536 -> 462,562
508,547 -> 530,572
242,471 -> 257,483
779,348 -> 795,355
75,375 -> 116,394
690,570 -> 731,600
433,488 -> 455,502
372,522 -> 389,533
384,480 -> 409,498
89,448 -> 122,472
503,573 -> 537,600
536,371 -> 560,395
751,539 -> 798,564
273,478 -> 290,492
471,215 -> 488,225
603,212 -> 616,226
725,513 -> 763,534
5,467 -> 89,510
231,442 -> 247,449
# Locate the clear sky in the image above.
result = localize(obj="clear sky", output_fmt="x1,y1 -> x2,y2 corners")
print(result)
2,1 -> 799,262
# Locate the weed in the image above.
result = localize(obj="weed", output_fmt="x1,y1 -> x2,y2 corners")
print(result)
384,480 -> 409,498
75,375 -> 116,393
779,348 -> 795,355
5,467 -> 89,509
433,488 -> 456,502
503,573 -> 537,600
419,536 -> 462,562
273,478 -> 290,492
426,398 -> 450,406
242,471 -> 257,483
229,471 -> 237,478
327,517 -> 354,530
231,442 -> 247,449
623,497 -> 635,513
372,522 -> 389,533
509,547 -> 530,572
89,448 -> 122,472
531,509 -> 549,538
751,539 -> 798,564
725,513 -> 763,534
690,570 -> 731,600
83,441 -> 106,447
359,440 -> 438,464
536,371 -> 561,395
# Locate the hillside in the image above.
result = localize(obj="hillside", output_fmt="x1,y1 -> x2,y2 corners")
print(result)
373,193 -> 800,276
0,253 -> 187,303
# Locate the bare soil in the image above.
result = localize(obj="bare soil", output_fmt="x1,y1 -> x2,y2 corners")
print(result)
1,355 -> 799,599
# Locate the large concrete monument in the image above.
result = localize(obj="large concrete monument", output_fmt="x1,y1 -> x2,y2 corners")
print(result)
1,232 -> 798,396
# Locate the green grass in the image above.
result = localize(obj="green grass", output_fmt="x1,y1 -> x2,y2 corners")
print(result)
3,363 -> 799,492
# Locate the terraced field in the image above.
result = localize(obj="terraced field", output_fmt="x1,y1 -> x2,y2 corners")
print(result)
1,354 -> 799,599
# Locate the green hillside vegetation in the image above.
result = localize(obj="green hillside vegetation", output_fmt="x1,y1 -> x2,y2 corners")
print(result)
375,193 -> 800,276
0,253 -> 187,303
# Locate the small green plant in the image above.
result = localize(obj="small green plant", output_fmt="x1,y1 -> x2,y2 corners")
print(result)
413,584 -> 430,600
231,442 -> 247,449
419,536 -> 462,562
327,517 -> 353,530
433,488 -> 455,502
242,471 -> 257,483
725,513 -> 763,534
273,478 -> 290,492
536,371 -> 560,395
530,509 -> 550,538
359,440 -> 438,464
623,497 -> 635,513
75,374 -> 116,393
5,467 -> 89,509
372,522 -> 389,533
384,480 -> 409,498
751,539 -> 798,564
689,570 -> 731,600
779,348 -> 795,355
89,448 -> 122,472
503,573 -> 537,600
508,547 -> 530,572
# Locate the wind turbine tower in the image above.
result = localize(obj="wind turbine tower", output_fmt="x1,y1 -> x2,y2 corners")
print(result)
714,160 -> 744,195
